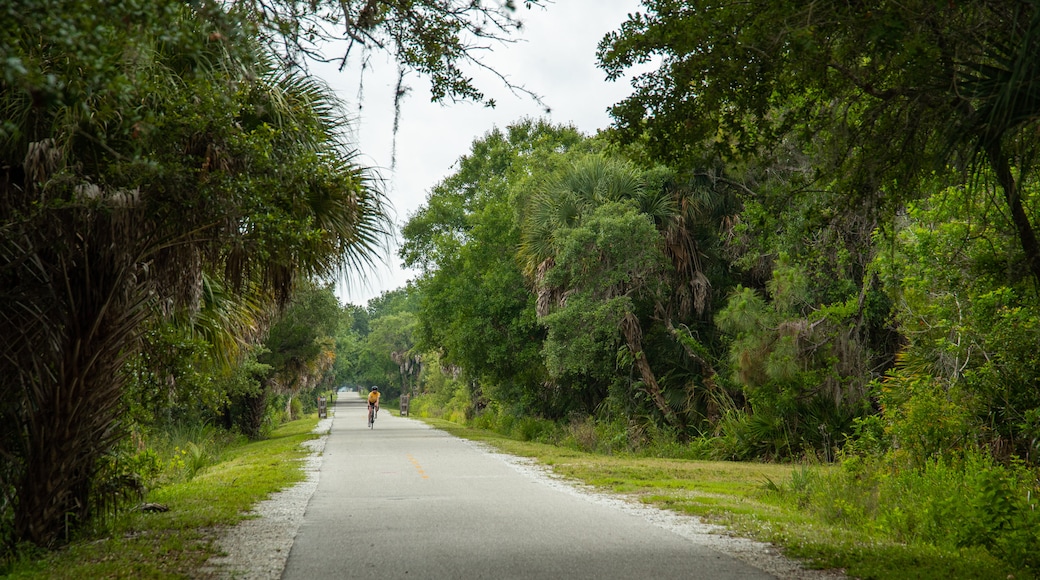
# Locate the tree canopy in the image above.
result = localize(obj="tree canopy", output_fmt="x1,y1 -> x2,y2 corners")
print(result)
598,0 -> 1040,282
233,0 -> 546,105
401,120 -> 591,416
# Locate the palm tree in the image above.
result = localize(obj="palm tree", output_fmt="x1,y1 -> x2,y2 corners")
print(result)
0,2 -> 389,547
519,155 -> 682,425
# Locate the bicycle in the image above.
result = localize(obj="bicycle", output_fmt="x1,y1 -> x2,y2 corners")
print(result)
368,403 -> 377,429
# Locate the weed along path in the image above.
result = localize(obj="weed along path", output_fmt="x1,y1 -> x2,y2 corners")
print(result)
281,393 -> 794,580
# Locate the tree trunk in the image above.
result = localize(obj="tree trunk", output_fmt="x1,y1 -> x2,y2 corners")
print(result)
663,318 -> 725,422
663,319 -> 720,391
12,288 -> 140,546
987,140 -> 1040,284
240,386 -> 269,440
621,312 -> 679,427
15,394 -> 97,546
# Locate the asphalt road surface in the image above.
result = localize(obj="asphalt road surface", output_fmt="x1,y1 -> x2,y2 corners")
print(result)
281,393 -> 776,580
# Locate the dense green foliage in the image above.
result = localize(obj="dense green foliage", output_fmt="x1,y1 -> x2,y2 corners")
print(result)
0,0 -> 383,545
401,121 -> 592,414
597,1 -> 1040,280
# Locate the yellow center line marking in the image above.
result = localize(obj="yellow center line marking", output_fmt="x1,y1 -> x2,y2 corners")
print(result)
406,454 -> 429,479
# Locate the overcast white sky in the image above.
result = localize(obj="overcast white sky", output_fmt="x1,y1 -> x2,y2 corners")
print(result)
316,0 -> 646,306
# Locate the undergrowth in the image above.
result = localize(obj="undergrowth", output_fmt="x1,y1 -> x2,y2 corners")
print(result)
1,417 -> 319,578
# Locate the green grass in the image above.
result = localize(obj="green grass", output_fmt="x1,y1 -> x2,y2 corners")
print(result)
422,418 -> 1027,580
4,417 -> 321,579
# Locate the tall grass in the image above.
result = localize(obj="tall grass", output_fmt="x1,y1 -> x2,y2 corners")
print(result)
782,448 -> 1040,572
144,422 -> 244,486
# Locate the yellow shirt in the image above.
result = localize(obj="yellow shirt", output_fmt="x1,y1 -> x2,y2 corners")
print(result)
367,391 -> 380,405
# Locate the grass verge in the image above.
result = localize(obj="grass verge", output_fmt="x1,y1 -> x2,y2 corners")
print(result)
4,417 -> 320,579
423,418 -> 1028,580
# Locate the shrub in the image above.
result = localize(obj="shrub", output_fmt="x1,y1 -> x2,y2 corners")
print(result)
565,417 -> 599,452
883,376 -> 976,468
514,417 -> 553,442
495,411 -> 516,436
87,447 -> 161,533
593,417 -> 641,453
146,423 -> 240,485
469,406 -> 497,430
787,448 -> 1040,571
409,394 -> 441,419
708,409 -> 788,460
842,413 -> 890,456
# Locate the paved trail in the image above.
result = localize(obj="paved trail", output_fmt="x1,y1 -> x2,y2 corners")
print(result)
281,393 -> 777,580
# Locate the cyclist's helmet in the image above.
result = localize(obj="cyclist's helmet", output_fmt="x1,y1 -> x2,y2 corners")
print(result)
371,386 -> 379,391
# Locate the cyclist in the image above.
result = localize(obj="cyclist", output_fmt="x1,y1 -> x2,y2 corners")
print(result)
367,387 -> 380,420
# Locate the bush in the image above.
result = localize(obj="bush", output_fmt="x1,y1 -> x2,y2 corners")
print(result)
556,416 -> 642,454
408,394 -> 439,419
842,413 -> 890,456
514,417 -> 553,442
146,423 -> 241,485
645,438 -> 712,460
565,416 -> 599,452
470,406 -> 498,431
786,448 -> 1040,572
495,411 -> 516,435
86,446 -> 162,534
675,436 -> 715,460
882,377 -> 976,468
707,410 -> 782,460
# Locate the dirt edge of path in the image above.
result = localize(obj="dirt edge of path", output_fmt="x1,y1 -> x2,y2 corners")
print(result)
201,416 -> 333,579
